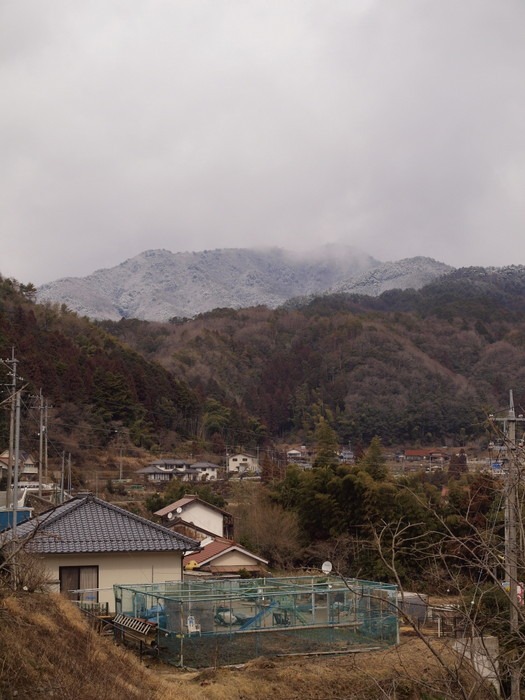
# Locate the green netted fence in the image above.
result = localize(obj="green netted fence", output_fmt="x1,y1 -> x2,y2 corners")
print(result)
113,575 -> 398,667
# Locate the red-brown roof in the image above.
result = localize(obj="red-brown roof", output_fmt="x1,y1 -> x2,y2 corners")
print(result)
184,537 -> 268,567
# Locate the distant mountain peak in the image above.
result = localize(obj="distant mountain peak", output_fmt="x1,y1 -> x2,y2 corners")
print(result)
37,247 -> 452,321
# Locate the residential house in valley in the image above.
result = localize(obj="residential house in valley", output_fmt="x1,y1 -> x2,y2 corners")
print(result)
3,494 -> 199,609
0,450 -> 38,482
184,536 -> 268,577
136,458 -> 220,483
154,495 -> 234,540
403,448 -> 449,469
187,462 -> 220,481
227,452 -> 259,475
285,446 -> 312,469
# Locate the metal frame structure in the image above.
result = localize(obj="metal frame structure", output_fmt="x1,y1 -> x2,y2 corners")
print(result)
114,575 -> 398,666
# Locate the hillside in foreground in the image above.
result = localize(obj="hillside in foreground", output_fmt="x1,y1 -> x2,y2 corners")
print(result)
0,591 -> 495,699
0,593 -> 171,700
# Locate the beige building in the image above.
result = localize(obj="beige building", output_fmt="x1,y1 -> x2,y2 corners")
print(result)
184,537 -> 268,576
227,452 -> 259,475
7,494 -> 200,610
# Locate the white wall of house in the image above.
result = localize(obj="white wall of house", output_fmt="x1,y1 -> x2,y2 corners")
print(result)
181,502 -> 224,537
228,454 -> 259,474
42,550 -> 184,608
209,549 -> 263,567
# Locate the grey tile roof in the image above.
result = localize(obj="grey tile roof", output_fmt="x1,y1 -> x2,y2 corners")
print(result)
11,494 -> 200,555
148,459 -> 191,468
135,465 -> 172,475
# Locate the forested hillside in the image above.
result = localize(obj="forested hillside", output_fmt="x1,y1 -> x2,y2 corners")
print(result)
4,266 -> 525,461
0,278 -> 200,460
101,266 -> 525,447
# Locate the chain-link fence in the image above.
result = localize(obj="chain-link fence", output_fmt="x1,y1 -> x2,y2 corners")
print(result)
114,575 -> 398,667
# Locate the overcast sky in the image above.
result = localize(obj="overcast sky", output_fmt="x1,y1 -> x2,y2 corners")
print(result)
2,1 -> 525,285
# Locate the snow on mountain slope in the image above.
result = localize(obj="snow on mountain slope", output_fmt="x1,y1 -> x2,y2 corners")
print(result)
332,257 -> 453,296
36,247 -> 450,321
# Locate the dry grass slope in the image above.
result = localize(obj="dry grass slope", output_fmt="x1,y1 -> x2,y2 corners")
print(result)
0,593 -> 497,700
0,593 -> 173,700
159,640 -> 498,700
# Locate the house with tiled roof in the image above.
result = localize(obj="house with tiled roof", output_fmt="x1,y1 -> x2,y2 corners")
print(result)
136,458 -> 220,482
3,494 -> 200,609
135,458 -> 192,482
184,536 -> 268,577
0,450 -> 38,481
155,495 -> 234,540
189,462 -> 220,481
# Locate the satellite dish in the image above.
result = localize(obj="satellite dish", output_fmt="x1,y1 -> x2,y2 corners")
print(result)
167,512 -> 174,520
176,507 -> 183,514
321,561 -> 333,574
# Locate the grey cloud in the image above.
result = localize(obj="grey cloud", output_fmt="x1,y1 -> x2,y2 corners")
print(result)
1,1 -> 525,284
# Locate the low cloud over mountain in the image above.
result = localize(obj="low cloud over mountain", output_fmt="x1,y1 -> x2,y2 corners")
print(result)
37,246 -> 452,321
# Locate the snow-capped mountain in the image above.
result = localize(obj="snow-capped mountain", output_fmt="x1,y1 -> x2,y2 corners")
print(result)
36,247 -> 452,321
331,256 -> 453,296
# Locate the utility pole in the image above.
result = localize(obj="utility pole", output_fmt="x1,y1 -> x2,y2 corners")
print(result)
44,400 -> 48,482
38,389 -> 44,498
60,451 -> 65,504
6,348 -> 17,510
492,390 -> 524,700
12,387 -> 21,539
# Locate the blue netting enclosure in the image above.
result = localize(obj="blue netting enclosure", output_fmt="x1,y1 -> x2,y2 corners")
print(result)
113,576 -> 398,667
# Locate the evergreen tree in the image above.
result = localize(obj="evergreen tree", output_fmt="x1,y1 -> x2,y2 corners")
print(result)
448,448 -> 468,479
359,436 -> 388,481
313,417 -> 340,469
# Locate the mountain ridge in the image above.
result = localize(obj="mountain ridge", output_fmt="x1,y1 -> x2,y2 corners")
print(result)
36,246 -> 452,321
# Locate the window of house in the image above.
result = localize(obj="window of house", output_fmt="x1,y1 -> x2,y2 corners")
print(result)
59,565 -> 99,603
